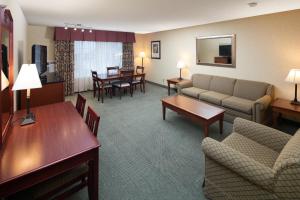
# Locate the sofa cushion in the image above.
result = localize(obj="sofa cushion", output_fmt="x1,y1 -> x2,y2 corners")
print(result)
199,91 -> 230,105
273,129 -> 300,171
222,96 -> 254,114
209,76 -> 236,95
223,132 -> 279,168
181,87 -> 207,98
192,74 -> 212,90
233,79 -> 269,101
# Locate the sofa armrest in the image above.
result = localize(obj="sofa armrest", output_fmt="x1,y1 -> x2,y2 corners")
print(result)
176,80 -> 193,94
202,137 -> 275,191
233,118 -> 291,152
255,95 -> 272,110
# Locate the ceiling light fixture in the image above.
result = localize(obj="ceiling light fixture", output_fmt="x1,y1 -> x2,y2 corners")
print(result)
64,23 -> 93,33
248,2 -> 258,7
81,29 -> 85,32
89,29 -> 92,33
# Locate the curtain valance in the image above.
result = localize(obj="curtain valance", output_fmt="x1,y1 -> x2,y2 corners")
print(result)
54,27 -> 136,43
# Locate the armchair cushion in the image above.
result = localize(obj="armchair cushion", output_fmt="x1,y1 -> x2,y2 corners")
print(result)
199,91 -> 230,105
181,87 -> 207,98
233,118 -> 291,153
222,96 -> 254,114
223,132 -> 279,168
202,137 -> 275,191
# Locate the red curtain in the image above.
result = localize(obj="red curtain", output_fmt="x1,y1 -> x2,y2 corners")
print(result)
54,27 -> 136,43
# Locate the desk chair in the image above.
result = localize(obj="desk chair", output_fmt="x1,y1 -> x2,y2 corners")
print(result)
113,70 -> 134,99
91,70 -> 112,100
132,66 -> 145,93
75,94 -> 86,117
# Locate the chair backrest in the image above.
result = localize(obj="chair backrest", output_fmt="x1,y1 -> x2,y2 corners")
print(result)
136,66 -> 144,74
76,94 -> 86,117
107,66 -> 119,75
91,70 -> 101,88
120,70 -> 134,84
85,106 -> 100,136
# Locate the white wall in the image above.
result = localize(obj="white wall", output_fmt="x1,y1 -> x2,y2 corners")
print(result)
134,10 -> 300,99
0,0 -> 28,110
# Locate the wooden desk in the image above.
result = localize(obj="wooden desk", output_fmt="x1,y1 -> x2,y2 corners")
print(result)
97,72 -> 146,103
0,102 -> 100,199
167,78 -> 186,96
271,98 -> 300,127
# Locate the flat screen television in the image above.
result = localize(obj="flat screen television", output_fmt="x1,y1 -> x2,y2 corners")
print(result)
32,45 -> 47,75
219,45 -> 232,57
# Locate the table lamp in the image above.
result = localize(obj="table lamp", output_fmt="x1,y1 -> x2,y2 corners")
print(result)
139,52 -> 145,67
12,64 -> 42,125
285,69 -> 300,105
176,61 -> 185,80
1,70 -> 9,91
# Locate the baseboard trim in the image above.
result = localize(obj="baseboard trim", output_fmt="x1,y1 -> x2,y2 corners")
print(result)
145,80 -> 168,89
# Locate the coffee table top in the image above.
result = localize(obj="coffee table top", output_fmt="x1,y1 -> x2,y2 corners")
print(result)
161,95 -> 225,120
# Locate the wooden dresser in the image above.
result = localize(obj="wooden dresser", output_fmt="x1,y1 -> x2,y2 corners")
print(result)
19,72 -> 64,110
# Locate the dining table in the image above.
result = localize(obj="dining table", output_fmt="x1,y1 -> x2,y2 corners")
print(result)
97,72 -> 146,103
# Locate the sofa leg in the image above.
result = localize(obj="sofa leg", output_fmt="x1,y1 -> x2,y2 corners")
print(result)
202,178 -> 205,188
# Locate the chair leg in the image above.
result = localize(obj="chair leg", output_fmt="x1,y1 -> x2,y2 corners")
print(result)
110,88 -> 112,98
140,83 -> 142,92
202,178 -> 205,188
119,88 -> 122,99
130,86 -> 133,97
97,89 -> 100,101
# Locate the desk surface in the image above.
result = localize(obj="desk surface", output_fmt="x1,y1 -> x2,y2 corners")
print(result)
0,101 -> 100,186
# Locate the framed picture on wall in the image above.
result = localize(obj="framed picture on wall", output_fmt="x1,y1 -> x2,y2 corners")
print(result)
151,41 -> 161,59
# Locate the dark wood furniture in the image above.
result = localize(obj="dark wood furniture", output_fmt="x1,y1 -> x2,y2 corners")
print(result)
0,102 -> 100,199
167,78 -> 186,96
161,95 -> 225,137
19,72 -> 64,110
214,56 -> 231,64
271,98 -> 300,127
132,66 -> 145,93
86,106 -> 100,136
106,66 -> 119,75
76,94 -> 86,117
113,70 -> 134,99
97,72 -> 146,103
0,7 -> 14,149
92,70 -> 112,101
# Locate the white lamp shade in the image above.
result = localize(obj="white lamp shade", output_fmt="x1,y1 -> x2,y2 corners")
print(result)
139,52 -> 145,58
285,69 -> 300,84
12,64 -> 42,91
176,61 -> 185,69
1,70 -> 9,91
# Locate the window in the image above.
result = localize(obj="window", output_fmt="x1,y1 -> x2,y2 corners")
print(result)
74,41 -> 122,92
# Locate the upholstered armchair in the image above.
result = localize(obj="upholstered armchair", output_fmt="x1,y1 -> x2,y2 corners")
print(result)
202,118 -> 300,200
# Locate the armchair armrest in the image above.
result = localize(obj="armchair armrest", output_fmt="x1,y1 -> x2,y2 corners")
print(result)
233,118 -> 291,152
176,80 -> 192,94
202,137 -> 275,191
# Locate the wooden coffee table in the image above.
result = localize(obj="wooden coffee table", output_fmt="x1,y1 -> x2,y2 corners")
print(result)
161,95 -> 225,137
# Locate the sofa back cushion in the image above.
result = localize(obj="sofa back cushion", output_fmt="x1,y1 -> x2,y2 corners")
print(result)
192,74 -> 212,90
273,129 -> 300,172
233,79 -> 268,101
209,76 -> 236,95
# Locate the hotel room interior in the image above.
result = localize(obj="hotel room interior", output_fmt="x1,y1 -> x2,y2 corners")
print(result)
0,0 -> 300,199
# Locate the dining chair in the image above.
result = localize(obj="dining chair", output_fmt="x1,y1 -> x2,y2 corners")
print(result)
113,70 -> 134,99
9,108 -> 101,200
132,66 -> 145,93
106,66 -> 119,75
91,70 -> 112,100
76,94 -> 86,117
85,106 -> 100,136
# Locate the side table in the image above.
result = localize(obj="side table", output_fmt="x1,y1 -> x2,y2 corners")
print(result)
271,98 -> 300,127
167,78 -> 186,96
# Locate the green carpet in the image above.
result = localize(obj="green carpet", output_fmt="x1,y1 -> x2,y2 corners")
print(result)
66,83 -> 233,200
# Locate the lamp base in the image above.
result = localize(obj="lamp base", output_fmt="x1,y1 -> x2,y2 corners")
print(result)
178,77 -> 183,80
290,100 -> 300,105
21,112 -> 36,126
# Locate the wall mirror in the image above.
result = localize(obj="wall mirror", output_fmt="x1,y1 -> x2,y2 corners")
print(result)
196,34 -> 236,67
0,6 -> 14,149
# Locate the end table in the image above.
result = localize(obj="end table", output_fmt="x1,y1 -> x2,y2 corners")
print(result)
167,78 -> 186,96
271,98 -> 300,127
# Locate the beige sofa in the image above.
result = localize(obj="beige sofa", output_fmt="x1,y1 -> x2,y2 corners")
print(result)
176,74 -> 273,123
202,118 -> 300,200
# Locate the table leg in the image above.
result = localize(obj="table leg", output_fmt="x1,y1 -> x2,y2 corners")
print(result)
168,81 -> 171,96
272,111 -> 279,127
88,149 -> 99,200
162,104 -> 166,120
204,123 -> 209,137
219,114 -> 224,134
101,81 -> 104,103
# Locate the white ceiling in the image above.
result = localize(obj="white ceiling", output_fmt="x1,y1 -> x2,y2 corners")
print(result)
16,0 -> 300,33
